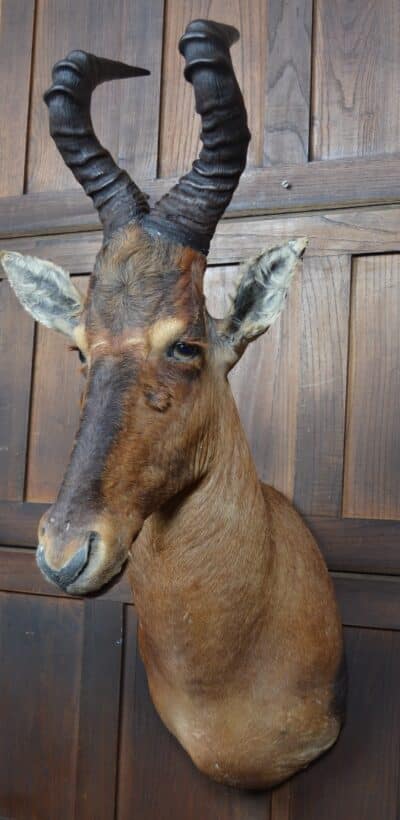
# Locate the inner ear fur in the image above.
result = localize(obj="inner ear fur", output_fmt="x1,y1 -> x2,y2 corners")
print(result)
216,238 -> 307,366
0,251 -> 84,339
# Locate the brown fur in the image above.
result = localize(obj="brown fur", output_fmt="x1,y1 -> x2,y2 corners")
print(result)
34,223 -> 344,788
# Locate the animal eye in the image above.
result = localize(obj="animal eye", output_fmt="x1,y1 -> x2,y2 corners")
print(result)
167,341 -> 201,361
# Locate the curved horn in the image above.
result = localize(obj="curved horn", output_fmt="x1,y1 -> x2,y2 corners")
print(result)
143,20 -> 251,255
44,51 -> 150,242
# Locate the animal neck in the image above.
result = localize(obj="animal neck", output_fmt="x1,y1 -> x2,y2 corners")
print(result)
129,387 -> 273,693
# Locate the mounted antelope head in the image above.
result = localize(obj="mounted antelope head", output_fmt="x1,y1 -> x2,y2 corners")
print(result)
2,20 -> 345,789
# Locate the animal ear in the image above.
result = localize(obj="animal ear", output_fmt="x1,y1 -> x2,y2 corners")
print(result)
0,251 -> 84,339
216,238 -> 307,367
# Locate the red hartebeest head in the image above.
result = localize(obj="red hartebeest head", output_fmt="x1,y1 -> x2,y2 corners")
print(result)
1,20 -> 305,594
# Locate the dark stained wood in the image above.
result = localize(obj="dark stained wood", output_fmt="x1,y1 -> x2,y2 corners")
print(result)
3,503 -> 400,577
0,592 -> 84,819
75,599 -> 124,820
0,501 -> 48,547
3,155 -> 400,238
288,627 -> 400,820
306,516 -> 400,576
333,574 -> 400,631
27,0 -> 148,193
293,255 -> 350,516
2,202 -> 400,280
0,0 -> 35,196
264,0 -> 312,165
343,255 -> 400,520
25,275 -> 89,503
117,0 -> 164,180
0,280 -> 35,501
311,0 -> 400,161
0,546 -> 132,604
116,606 -> 138,820
159,0 -> 266,176
119,628 -> 270,820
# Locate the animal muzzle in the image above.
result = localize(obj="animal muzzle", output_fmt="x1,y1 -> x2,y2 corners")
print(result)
36,508 -> 140,594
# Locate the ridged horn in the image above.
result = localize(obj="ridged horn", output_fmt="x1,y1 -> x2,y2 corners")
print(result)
142,19 -> 251,256
44,51 -> 150,242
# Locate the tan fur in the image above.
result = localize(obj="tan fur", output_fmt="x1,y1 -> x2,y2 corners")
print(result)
11,224 -> 343,789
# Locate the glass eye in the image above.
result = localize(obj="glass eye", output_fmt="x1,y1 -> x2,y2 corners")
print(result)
168,341 -> 200,360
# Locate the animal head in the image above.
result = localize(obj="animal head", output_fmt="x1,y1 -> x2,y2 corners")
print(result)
1,20 -> 306,594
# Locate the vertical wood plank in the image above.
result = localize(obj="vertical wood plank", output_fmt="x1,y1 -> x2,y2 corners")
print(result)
0,280 -> 35,501
118,0 -> 164,181
116,606 -> 138,820
293,255 -> 350,516
0,0 -> 35,196
159,0 -> 267,177
343,255 -> 400,520
25,276 -> 89,503
289,628 -> 400,820
0,593 -> 84,820
311,0 -> 400,160
74,600 -> 124,820
118,635 -> 270,820
28,0 -> 156,191
264,0 -> 313,165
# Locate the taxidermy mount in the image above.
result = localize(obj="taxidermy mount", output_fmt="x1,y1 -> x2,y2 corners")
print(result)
1,19 -> 345,788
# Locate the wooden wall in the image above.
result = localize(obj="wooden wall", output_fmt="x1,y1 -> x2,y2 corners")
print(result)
1,1 -> 400,818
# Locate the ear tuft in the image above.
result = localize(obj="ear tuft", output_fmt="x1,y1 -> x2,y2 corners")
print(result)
0,251 -> 84,338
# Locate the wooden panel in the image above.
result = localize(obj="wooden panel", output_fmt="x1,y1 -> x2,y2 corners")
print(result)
287,628 -> 400,820
0,501 -> 48,547
0,0 -> 35,196
26,276 -> 89,503
75,599 -> 123,820
333,574 -> 400,631
306,516 -> 400,576
206,257 -> 350,514
311,0 -> 400,161
0,592 -> 84,819
116,606 -> 138,820
159,0 -> 266,176
118,0 -> 164,181
27,0 -> 162,193
264,0 -> 312,165
3,156 -> 400,238
0,279 -> 35,501
118,620 -> 270,820
0,547 -> 132,604
293,255 -> 350,515
343,255 -> 400,520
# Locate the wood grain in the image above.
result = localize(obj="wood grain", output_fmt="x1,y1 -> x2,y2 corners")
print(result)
264,0 -> 312,165
0,280 -> 35,501
293,255 -> 350,516
159,0 -> 266,176
75,599 -> 123,820
311,0 -> 400,161
25,276 -> 89,503
27,0 -> 161,192
116,606 -> 139,820
289,627 -> 400,819
0,0 -> 35,196
0,592 -> 84,820
343,255 -> 400,520
3,155 -> 400,238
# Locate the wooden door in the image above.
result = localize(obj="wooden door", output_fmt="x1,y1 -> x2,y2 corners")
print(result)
1,1 -> 400,817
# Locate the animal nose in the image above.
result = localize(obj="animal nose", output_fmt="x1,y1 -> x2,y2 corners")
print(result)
36,531 -> 97,591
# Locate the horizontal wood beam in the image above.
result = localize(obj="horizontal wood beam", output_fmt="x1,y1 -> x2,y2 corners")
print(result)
1,154 -> 400,239
1,205 -> 400,275
2,502 -> 400,575
1,546 -> 399,629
